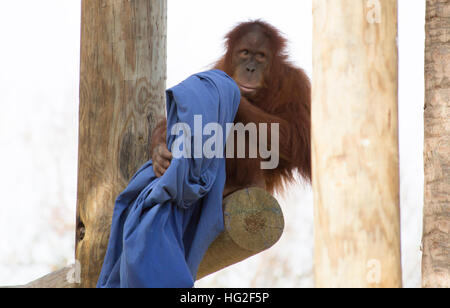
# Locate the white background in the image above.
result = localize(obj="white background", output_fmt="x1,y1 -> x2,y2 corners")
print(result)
0,0 -> 424,287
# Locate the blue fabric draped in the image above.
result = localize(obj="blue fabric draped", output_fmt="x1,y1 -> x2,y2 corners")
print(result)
96,70 -> 241,288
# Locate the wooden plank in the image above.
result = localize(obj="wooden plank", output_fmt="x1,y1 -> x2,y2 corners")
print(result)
76,0 -> 167,288
312,0 -> 402,287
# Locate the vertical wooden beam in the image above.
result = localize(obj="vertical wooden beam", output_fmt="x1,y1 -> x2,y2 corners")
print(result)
423,0 -> 450,288
76,0 -> 167,288
312,0 -> 402,287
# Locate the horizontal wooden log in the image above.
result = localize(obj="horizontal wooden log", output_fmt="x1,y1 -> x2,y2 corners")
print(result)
20,266 -> 78,288
12,187 -> 284,288
197,187 -> 284,279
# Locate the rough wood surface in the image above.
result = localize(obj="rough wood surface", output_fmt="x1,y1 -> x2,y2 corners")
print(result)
422,0 -> 450,288
15,188 -> 283,288
76,0 -> 167,288
312,0 -> 402,287
197,187 -> 284,280
22,267 -> 77,288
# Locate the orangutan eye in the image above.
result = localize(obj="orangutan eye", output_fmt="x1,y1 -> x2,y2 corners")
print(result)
241,49 -> 249,56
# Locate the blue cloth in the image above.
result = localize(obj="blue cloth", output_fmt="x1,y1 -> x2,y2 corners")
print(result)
96,70 -> 241,288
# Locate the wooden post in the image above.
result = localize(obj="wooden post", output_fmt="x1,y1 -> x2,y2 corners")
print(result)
312,0 -> 402,287
76,0 -> 167,288
423,0 -> 450,288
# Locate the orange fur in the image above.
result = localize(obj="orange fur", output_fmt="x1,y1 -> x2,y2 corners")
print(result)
215,20 -> 311,194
